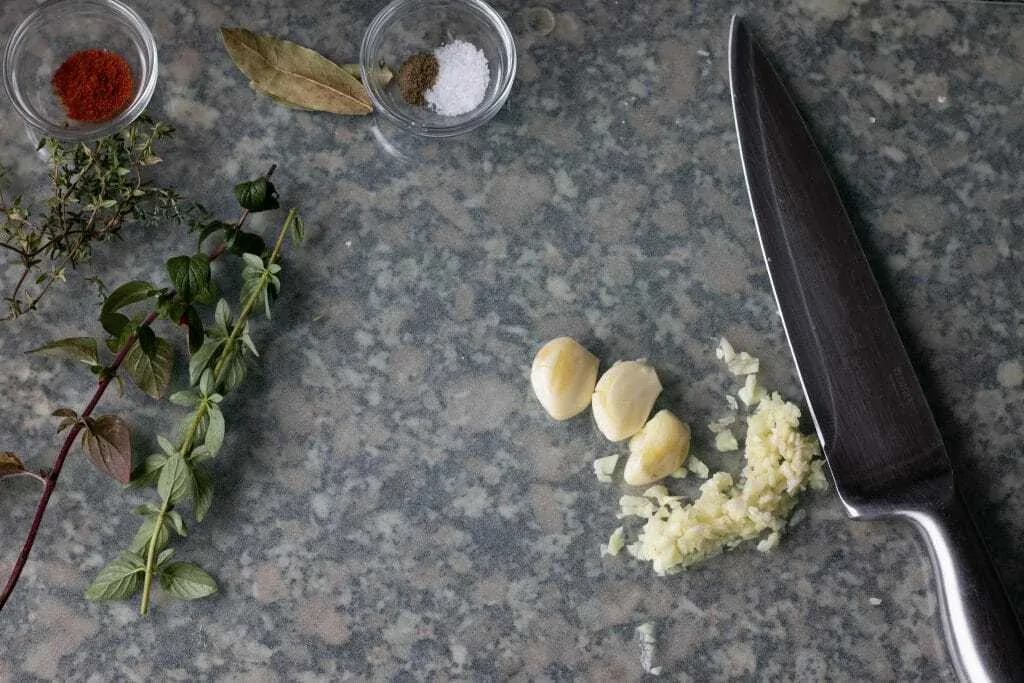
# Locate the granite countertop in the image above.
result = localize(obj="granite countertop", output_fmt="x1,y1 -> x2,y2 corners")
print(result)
1,0 -> 1022,680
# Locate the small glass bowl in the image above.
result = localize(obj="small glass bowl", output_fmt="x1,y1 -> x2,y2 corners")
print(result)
2,0 -> 158,142
360,0 -> 516,138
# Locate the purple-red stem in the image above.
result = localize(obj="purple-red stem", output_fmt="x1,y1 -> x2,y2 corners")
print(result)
0,309 -> 158,611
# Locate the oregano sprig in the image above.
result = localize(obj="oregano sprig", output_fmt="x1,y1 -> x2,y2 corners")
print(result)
0,166 -> 303,614
121,207 -> 301,613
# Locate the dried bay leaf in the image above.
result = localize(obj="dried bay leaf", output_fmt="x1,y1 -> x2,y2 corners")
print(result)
221,27 -> 372,116
250,81 -> 316,111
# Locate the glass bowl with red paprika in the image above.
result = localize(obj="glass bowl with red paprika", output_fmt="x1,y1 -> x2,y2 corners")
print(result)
2,0 -> 158,142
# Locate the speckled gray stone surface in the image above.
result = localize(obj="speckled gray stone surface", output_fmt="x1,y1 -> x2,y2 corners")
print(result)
1,0 -> 1022,680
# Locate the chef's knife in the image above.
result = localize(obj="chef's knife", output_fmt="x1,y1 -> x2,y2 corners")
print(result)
728,16 -> 1024,683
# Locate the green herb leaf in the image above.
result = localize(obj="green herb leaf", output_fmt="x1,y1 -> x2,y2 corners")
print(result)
288,213 -> 305,243
218,348 -> 249,393
213,300 -> 233,336
156,547 -> 176,568
233,177 -> 280,213
167,510 -> 187,537
128,512 -> 171,553
183,305 -> 205,352
124,336 -> 174,399
28,337 -> 99,366
1,119 -> 194,320
85,552 -> 145,602
186,445 -> 213,466
189,339 -> 224,386
193,466 -> 214,522
227,230 -> 267,256
190,220 -> 234,245
136,324 -> 157,356
102,280 -> 159,316
158,561 -> 218,600
101,311 -> 131,338
167,254 -> 216,304
157,453 -> 195,505
80,415 -> 133,484
240,255 -> 267,314
157,435 -> 177,457
169,389 -> 201,408
198,369 -> 215,398
205,404 -> 225,457
220,27 -> 372,116
240,323 -> 259,357
129,453 -> 167,489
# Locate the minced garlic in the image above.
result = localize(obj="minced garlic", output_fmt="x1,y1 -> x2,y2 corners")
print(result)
713,429 -> 739,452
622,392 -> 826,575
668,465 -> 688,479
593,454 -> 620,483
716,338 -> 760,376
737,373 -> 767,406
601,526 -> 625,556
618,494 -> 656,519
686,456 -> 710,479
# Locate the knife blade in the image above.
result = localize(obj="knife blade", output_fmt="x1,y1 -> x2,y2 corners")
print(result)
728,16 -> 1024,682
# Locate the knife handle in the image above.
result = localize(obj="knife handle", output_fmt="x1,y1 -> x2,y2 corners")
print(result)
899,488 -> 1024,683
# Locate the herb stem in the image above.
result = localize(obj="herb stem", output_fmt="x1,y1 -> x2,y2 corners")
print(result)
1,470 -> 48,485
210,209 -> 294,383
0,308 -> 157,612
136,205 -> 292,614
138,402 -> 208,615
139,491 -> 170,613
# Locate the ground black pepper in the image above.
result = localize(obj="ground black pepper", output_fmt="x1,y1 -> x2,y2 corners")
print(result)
396,52 -> 439,106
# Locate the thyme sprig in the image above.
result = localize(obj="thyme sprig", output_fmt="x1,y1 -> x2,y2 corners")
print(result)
0,117 -> 199,320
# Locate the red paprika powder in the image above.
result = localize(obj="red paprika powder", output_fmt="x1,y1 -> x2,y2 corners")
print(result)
52,49 -> 135,122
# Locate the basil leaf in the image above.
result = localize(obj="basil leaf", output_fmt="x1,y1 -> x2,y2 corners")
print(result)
102,280 -> 158,316
80,415 -> 133,484
167,254 -> 216,304
124,336 -> 174,399
233,176 -> 279,212
227,230 -> 266,257
28,337 -> 99,366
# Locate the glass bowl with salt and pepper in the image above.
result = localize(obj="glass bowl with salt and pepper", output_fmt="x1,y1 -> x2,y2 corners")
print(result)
360,0 -> 517,138
2,0 -> 158,143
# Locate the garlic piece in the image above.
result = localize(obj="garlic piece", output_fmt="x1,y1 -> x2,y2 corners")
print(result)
593,454 -> 620,483
530,337 -> 599,420
591,360 -> 662,441
623,409 -> 691,486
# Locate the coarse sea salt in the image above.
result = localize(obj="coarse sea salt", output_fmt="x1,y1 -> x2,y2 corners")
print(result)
425,39 -> 489,117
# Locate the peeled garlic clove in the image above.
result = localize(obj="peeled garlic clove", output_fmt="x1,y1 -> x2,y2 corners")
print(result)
591,360 -> 662,441
623,409 -> 691,486
530,337 -> 599,420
